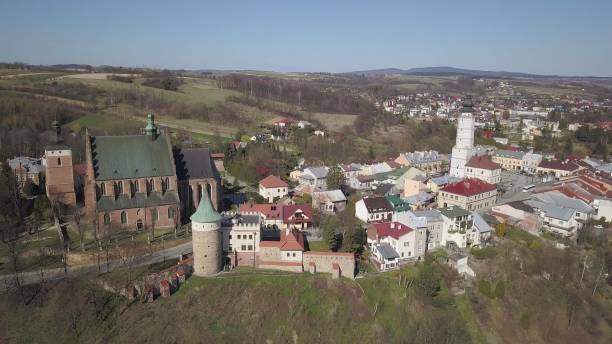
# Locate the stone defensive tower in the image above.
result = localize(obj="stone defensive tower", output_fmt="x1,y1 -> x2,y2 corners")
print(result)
191,188 -> 222,276
450,99 -> 475,178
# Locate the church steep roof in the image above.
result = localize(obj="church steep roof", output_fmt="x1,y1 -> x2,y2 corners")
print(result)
91,134 -> 174,181
174,147 -> 220,181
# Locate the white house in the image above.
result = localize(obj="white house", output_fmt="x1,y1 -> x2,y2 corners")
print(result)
525,200 -> 579,237
367,221 -> 426,271
464,155 -> 502,184
439,206 -> 482,248
258,175 -> 289,202
355,197 -> 393,223
312,189 -> 347,213
299,166 -> 329,191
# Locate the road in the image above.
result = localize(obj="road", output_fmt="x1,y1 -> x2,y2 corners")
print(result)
0,241 -> 193,292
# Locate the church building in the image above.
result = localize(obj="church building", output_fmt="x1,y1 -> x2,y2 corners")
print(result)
84,114 -> 180,230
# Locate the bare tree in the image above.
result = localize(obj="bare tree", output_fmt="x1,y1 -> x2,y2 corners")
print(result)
74,209 -> 85,252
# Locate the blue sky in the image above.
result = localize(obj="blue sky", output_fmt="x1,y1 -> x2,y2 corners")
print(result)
1,0 -> 611,76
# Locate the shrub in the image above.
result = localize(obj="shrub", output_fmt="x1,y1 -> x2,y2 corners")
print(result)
470,246 -> 497,260
494,280 -> 505,299
478,280 -> 493,299
495,223 -> 506,238
519,312 -> 530,330
415,264 -> 441,298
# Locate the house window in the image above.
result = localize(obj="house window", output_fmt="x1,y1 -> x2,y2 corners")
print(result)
248,245 -> 253,250
292,253 -> 296,257
103,213 -> 110,224
237,235 -> 241,239
241,245 -> 246,251
120,211 -> 127,224
286,253 -> 290,257
248,234 -> 253,239
229,235 -> 232,239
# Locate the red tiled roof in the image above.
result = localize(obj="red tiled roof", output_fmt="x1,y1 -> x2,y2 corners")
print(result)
261,228 -> 305,251
239,203 -> 281,219
386,160 -> 401,169
282,204 -> 313,224
441,178 -> 496,196
259,175 -> 288,188
368,222 -> 413,240
538,159 -> 580,171
465,155 -> 500,170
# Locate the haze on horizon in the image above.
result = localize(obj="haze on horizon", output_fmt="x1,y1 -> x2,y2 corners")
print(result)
1,0 -> 611,76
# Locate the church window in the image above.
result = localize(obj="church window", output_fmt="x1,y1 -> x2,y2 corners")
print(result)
57,157 -> 61,166
103,213 -> 110,224
168,207 -> 175,219
151,208 -> 158,223
120,211 -> 127,224
117,181 -> 124,195
100,182 -> 106,196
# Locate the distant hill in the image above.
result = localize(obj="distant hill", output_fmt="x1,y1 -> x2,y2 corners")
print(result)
345,66 -> 612,80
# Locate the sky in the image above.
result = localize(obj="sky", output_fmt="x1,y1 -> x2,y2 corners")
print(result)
1,0 -> 611,76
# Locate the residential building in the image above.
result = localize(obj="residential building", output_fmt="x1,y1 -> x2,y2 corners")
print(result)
536,159 -> 581,179
355,197 -> 393,223
438,178 -> 497,212
522,152 -> 543,174
403,175 -> 429,197
427,174 -> 461,193
281,204 -> 313,230
386,194 -> 409,213
8,156 -> 44,189
491,201 -> 542,233
493,150 -> 525,171
439,206 -> 481,248
299,166 -> 329,191
395,150 -> 444,174
464,155 -> 501,184
238,203 -> 282,228
312,189 -> 347,213
524,199 -> 579,237
397,210 -> 444,251
258,175 -> 289,202
367,221 -> 426,270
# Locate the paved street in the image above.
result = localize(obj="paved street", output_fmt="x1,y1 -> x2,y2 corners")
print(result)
0,241 -> 193,292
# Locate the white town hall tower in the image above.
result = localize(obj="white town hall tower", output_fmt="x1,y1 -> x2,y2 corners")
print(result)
450,98 -> 476,178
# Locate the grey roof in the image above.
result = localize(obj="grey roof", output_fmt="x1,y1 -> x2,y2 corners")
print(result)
472,212 -> 492,234
401,150 -> 442,164
97,191 -> 179,212
92,134 -> 174,181
305,166 -> 328,179
439,206 -> 471,219
533,191 -> 594,214
376,243 -> 399,260
8,157 -> 44,174
313,189 -> 347,203
525,200 -> 575,221
403,192 -> 434,205
495,150 -> 526,159
174,147 -> 220,181
412,210 -> 443,222
372,183 -> 396,197
430,174 -> 461,186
